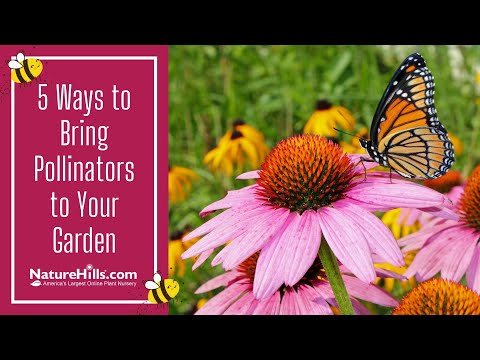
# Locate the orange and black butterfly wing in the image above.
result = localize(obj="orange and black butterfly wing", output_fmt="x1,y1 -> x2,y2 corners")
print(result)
368,53 -> 454,179
381,127 -> 454,179
370,53 -> 445,146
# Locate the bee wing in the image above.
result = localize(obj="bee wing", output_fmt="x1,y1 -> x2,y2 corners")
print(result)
16,52 -> 25,63
153,273 -> 162,283
144,281 -> 159,290
8,60 -> 23,69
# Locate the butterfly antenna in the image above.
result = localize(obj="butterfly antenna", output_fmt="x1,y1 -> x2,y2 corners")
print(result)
333,127 -> 363,140
336,108 -> 356,127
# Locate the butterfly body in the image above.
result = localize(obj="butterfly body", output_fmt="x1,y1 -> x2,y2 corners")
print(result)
360,53 -> 454,179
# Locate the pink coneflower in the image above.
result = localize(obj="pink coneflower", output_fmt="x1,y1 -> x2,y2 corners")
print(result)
182,135 -> 456,300
401,164 -> 480,293
195,252 -> 400,315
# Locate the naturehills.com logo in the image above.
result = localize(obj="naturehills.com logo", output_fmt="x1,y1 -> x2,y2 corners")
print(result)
29,264 -> 138,287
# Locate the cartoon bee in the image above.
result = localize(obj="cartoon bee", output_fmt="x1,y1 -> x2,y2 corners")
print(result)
8,52 -> 43,83
144,272 -> 180,304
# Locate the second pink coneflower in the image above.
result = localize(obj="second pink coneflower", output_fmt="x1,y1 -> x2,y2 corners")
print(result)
195,253 -> 400,315
183,135 -> 456,300
401,164 -> 480,293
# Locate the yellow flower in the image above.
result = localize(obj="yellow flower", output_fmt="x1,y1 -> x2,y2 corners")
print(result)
169,229 -> 199,278
381,208 -> 421,239
204,119 -> 269,177
169,239 -> 185,278
375,208 -> 421,292
376,253 -> 417,293
196,298 -> 208,310
448,133 -> 464,156
168,166 -> 198,204
303,100 -> 356,137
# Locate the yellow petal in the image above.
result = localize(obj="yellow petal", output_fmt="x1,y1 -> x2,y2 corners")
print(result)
304,111 -> 335,137
217,130 -> 233,147
196,298 -> 208,309
340,141 -> 357,154
168,240 -> 185,277
333,106 -> 356,131
203,147 -> 220,165
448,133 -> 464,156
239,137 -> 260,168
229,140 -> 240,164
172,166 -> 198,179
212,141 -> 230,171
382,278 -> 395,293
236,124 -> 265,145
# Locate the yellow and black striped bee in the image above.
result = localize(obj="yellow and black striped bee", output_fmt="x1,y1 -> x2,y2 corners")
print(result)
8,52 -> 43,84
144,272 -> 180,304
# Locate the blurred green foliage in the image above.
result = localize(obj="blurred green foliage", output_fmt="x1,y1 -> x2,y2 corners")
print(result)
168,45 -> 480,315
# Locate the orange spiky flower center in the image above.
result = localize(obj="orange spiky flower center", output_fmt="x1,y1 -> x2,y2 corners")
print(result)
392,278 -> 480,315
256,135 -> 358,214
237,252 -> 326,290
458,165 -> 480,232
423,170 -> 463,194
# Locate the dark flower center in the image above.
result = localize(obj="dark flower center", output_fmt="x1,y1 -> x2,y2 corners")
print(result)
230,130 -> 244,140
169,230 -> 184,241
233,118 -> 246,127
315,99 -> 332,111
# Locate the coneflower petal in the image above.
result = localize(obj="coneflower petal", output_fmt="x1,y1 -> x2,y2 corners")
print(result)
448,185 -> 464,204
351,299 -> 371,315
342,275 -> 399,307
184,203 -> 259,241
441,231 -> 477,282
374,268 -> 407,280
335,201 -> 404,266
404,227 -> 464,280
398,219 -> 455,252
192,248 -> 215,271
182,206 -> 268,258
299,285 -> 333,315
346,179 -> 450,209
252,291 -> 282,315
195,271 -> 239,294
251,214 -> 296,299
195,282 -> 251,315
216,209 -> 290,270
348,153 -> 378,171
199,185 -> 258,217
253,212 -> 320,300
318,206 -> 376,283
285,211 -> 322,286
236,170 -> 260,179
223,290 -> 257,315
467,245 -> 480,293
416,206 -> 459,221
279,288 -> 298,315
313,281 -> 369,315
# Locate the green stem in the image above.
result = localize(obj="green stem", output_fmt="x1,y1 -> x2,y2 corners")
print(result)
319,240 -> 355,315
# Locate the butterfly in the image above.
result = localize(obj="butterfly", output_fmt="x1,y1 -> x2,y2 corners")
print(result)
359,53 -> 454,179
